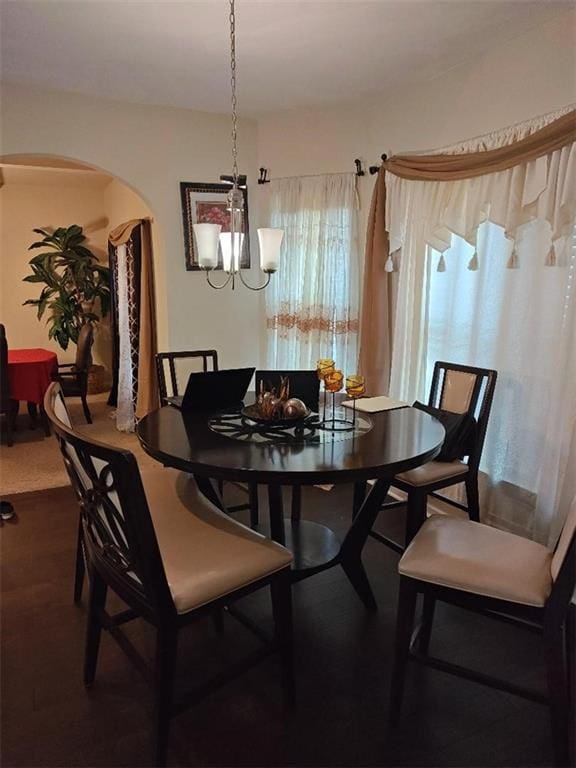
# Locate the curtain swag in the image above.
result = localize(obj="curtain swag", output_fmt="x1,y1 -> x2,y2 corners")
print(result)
359,108 -> 576,394
384,110 -> 576,181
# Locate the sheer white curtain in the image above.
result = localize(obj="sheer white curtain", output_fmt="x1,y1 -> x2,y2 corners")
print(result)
426,221 -> 576,545
265,173 -> 359,372
115,243 -> 136,432
387,107 -> 576,545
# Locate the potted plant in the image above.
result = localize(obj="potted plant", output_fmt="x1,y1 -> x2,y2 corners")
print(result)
23,225 -> 111,388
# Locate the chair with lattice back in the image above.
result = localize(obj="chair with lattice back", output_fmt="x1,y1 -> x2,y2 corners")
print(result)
44,382 -> 294,766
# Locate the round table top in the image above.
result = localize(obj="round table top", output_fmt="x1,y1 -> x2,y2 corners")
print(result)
137,401 -> 446,485
8,348 -> 58,366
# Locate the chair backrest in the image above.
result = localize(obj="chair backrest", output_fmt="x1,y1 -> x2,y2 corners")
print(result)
0,324 -> 10,412
552,495 -> 576,582
75,323 -> 94,371
428,361 -> 497,470
255,370 -> 320,411
156,350 -> 219,404
44,382 -> 174,620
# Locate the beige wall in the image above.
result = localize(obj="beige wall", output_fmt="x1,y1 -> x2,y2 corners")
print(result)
0,169 -> 110,363
0,87 -> 263,370
2,8 -> 574,369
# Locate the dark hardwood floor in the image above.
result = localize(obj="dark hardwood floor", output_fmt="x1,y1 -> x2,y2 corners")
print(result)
1,482 -> 556,767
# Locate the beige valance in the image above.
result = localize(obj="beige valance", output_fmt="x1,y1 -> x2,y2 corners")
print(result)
385,110 -> 576,181
108,218 -> 147,247
359,108 -> 576,396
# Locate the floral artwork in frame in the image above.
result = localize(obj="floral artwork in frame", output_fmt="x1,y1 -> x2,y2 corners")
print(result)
180,181 -> 251,271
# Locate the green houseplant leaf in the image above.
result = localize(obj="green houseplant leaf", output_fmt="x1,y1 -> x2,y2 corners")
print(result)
22,225 -> 111,351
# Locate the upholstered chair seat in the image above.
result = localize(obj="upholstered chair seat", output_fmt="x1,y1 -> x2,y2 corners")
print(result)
399,515 -> 552,607
142,467 -> 292,614
395,460 -> 469,487
390,497 -> 576,767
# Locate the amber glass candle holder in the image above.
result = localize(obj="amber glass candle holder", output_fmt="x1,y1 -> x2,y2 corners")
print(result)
323,369 -> 344,428
345,374 -> 366,425
317,358 -> 335,420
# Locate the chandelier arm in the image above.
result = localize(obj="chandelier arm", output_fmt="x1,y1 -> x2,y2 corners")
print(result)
205,270 -> 234,290
237,269 -> 272,292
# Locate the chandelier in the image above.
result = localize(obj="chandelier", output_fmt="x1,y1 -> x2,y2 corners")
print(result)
193,0 -> 284,291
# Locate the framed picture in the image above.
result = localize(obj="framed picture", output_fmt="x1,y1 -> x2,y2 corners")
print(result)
180,181 -> 250,271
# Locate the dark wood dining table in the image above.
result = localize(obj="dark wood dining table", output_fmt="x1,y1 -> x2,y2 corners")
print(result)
137,399 -> 445,610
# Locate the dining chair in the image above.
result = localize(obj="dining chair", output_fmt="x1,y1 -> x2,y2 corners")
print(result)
156,349 -> 259,527
44,382 -> 294,767
155,349 -> 219,405
0,323 -> 16,447
390,499 -> 576,766
368,362 -> 497,552
255,369 -> 321,522
55,322 -> 94,424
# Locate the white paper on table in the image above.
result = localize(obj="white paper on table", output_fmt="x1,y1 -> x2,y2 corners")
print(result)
341,395 -> 409,413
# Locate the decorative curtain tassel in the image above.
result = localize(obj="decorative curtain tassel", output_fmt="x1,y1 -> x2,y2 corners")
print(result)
545,243 -> 556,267
507,249 -> 518,269
437,254 -> 446,272
384,255 -> 394,273
467,252 -> 479,271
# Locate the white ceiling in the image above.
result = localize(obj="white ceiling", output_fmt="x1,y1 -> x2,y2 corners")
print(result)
1,0 -> 572,115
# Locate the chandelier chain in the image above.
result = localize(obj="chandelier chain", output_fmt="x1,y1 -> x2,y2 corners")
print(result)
229,0 -> 238,185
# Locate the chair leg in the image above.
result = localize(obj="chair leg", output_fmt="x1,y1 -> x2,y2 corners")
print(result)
465,474 -> 480,522
249,483 -> 259,528
291,486 -> 301,523
417,593 -> 436,656
389,577 -> 418,725
544,622 -> 570,766
154,627 -> 178,768
271,570 -> 294,708
83,571 -> 107,687
73,516 -> 85,604
405,490 -> 428,546
81,394 -> 92,424
566,605 -> 575,705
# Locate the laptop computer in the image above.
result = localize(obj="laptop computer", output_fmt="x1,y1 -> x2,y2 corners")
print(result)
167,367 -> 255,411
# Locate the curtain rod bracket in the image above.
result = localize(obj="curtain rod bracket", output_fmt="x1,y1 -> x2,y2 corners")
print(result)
369,154 -> 388,175
354,159 -> 365,177
258,167 -> 270,185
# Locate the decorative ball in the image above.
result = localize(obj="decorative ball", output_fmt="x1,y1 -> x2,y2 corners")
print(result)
283,398 -> 307,419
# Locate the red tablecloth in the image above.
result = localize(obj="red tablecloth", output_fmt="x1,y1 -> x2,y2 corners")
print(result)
8,348 -> 58,404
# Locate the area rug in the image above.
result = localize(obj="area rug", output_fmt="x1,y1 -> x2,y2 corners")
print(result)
0,393 -> 159,495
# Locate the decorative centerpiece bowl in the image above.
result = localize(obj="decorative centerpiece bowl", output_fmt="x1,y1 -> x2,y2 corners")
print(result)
242,377 -> 310,426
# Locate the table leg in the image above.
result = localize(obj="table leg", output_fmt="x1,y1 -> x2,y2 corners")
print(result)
340,477 -> 392,611
39,403 -> 51,436
27,402 -> 38,429
267,484 -> 286,546
352,480 -> 367,519
194,476 -> 226,512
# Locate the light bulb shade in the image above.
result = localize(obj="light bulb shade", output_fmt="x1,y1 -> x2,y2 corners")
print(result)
258,228 -> 284,273
193,223 -> 221,269
219,231 -> 244,274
